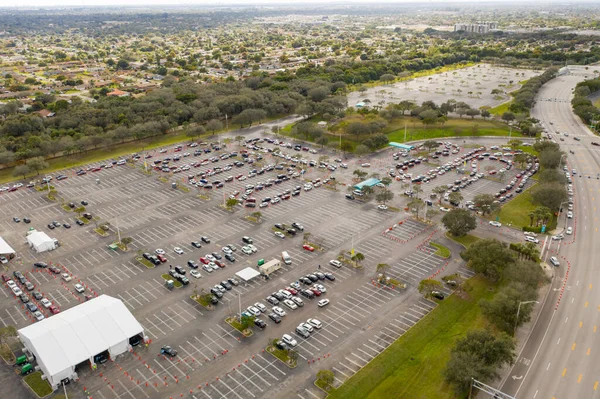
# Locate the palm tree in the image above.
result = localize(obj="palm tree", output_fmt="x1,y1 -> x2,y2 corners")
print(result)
251,211 -> 262,222
120,237 -> 133,250
351,252 -> 365,268
528,211 -> 535,227
376,263 -> 390,280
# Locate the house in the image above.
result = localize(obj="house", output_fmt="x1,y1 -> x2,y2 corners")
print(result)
38,109 -> 56,118
106,89 -> 130,97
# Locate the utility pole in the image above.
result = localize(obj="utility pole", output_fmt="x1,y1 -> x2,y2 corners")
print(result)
404,122 -> 407,142
225,114 -> 228,131
238,292 -> 242,320
116,217 -> 121,244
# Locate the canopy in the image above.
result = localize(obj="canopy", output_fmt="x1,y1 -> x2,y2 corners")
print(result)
235,267 -> 261,282
26,230 -> 56,253
0,237 -> 15,254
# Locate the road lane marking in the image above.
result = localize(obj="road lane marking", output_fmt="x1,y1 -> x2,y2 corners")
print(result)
572,343 -> 577,351
580,321 -> 583,328
587,348 -> 591,356
579,374 -> 583,383
547,362 -> 551,370
562,368 -> 567,377
590,284 -> 593,290
595,381 -> 599,390
557,338 -> 561,345
585,301 -> 589,308
596,325 -> 598,332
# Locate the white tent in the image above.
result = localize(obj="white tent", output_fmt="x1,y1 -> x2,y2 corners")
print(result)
26,230 -> 56,253
235,267 -> 261,282
0,237 -> 15,255
18,295 -> 144,389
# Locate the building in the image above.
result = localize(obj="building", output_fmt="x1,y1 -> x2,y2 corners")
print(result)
353,177 -> 381,191
389,142 -> 415,151
106,89 -> 130,97
235,267 -> 261,283
454,21 -> 498,34
18,295 -> 145,390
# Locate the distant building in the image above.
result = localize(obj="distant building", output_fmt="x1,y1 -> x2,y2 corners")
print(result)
106,89 -> 130,97
454,21 -> 498,34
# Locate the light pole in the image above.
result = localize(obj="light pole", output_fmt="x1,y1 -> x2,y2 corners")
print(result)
515,300 -> 539,335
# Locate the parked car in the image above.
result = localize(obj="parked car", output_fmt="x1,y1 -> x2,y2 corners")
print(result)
317,299 -> 330,307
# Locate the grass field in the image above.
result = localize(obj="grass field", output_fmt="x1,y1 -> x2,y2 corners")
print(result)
386,118 -> 518,143
445,233 -> 480,249
489,101 -> 512,116
594,98 -> 600,108
496,187 -> 557,231
327,277 -> 494,399
430,242 -> 451,258
23,371 -> 53,397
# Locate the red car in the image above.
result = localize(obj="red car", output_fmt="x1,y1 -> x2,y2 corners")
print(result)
199,257 -> 209,265
302,244 -> 315,252
49,305 -> 60,314
285,287 -> 298,295
215,260 -> 225,268
157,254 -> 167,263
49,266 -> 61,274
310,287 -> 322,296
1,274 -> 10,282
91,167 -> 102,172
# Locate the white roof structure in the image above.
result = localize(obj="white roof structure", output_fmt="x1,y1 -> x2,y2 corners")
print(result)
18,295 -> 143,388
26,230 -> 56,253
235,267 -> 261,282
0,237 -> 15,254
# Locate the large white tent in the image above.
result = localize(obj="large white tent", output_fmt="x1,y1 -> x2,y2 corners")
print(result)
235,267 -> 261,282
0,237 -> 15,256
26,230 -> 56,253
18,295 -> 144,389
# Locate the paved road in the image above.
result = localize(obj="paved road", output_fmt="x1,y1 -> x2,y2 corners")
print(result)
500,65 -> 600,398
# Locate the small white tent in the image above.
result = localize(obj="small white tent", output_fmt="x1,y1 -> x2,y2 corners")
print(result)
27,230 -> 56,253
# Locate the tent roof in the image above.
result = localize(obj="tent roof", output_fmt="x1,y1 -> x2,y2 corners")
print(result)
27,231 -> 54,246
18,295 -> 143,376
0,237 -> 15,254
235,267 -> 261,282
354,178 -> 381,190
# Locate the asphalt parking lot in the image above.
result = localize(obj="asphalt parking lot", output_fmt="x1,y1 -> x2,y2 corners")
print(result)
0,132 -> 533,399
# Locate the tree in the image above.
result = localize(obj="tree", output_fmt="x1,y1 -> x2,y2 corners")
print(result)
462,239 -> 516,281
408,198 -> 424,219
531,182 -> 567,212
380,74 -> 395,84
341,142 -> 353,155
206,119 -> 223,134
316,370 -> 335,389
444,330 -> 515,393
419,110 -> 439,128
187,125 -> 205,140
376,263 -> 390,280
315,136 -> 328,148
442,209 -> 476,237
473,193 -> 498,215
432,186 -> 447,204
240,313 -> 255,330
418,279 -> 442,298
480,282 -> 537,334
120,237 -> 133,250
508,139 -> 523,151
480,109 -> 491,119
352,169 -> 368,180
422,140 -> 439,153
425,208 -> 439,222
351,252 -> 365,267
375,190 -> 394,205
13,164 -> 30,179
251,211 -> 262,222
27,156 -> 49,175
466,109 -> 480,119
501,112 -> 516,124
235,135 -> 245,146
226,198 -> 238,209
538,150 -> 563,170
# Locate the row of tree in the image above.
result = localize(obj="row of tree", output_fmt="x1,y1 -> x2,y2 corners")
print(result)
572,77 -> 600,128
508,67 -> 559,114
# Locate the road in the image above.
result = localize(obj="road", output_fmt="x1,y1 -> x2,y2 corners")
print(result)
501,66 -> 600,398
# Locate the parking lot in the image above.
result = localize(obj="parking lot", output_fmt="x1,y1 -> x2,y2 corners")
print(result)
0,131 -> 536,398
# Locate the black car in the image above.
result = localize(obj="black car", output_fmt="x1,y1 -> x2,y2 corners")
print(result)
191,241 -> 202,248
34,262 -> 48,268
242,236 -> 253,244
211,252 -> 222,260
175,266 -> 186,275
301,289 -> 316,299
291,223 -> 304,231
19,294 -> 29,303
187,260 -> 199,269
286,228 -> 296,236
210,288 -> 223,298
13,271 -> 23,279
300,277 -> 312,285
307,274 -> 319,282
63,223 -> 71,229
325,273 -> 336,281
228,278 -> 239,286
47,223 -> 55,229
225,254 -> 235,262
345,194 -> 355,200
52,221 -> 61,227
13,217 -> 20,223
268,313 -> 282,324
149,256 -> 161,266
274,223 -> 284,230
220,281 -> 232,290
177,275 -> 189,285
76,219 -> 84,226
431,291 -> 445,300
272,292 -> 285,301
266,296 -> 279,305
201,236 -> 210,243
161,346 -> 177,357
23,218 -> 31,224
254,319 -> 267,329
68,202 -> 75,208
210,295 -> 219,305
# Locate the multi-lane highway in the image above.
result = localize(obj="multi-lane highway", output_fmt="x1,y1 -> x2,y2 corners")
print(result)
501,66 -> 600,398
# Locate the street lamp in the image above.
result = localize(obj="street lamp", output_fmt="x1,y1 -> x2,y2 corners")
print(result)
515,300 -> 539,334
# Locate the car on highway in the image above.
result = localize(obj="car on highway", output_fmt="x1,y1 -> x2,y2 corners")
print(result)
566,227 -> 573,235
552,234 -> 564,240
525,236 -> 539,244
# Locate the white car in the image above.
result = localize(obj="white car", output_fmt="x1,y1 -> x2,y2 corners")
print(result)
291,296 -> 304,307
274,231 -> 285,239
247,306 -> 261,316
329,259 -> 342,268
208,262 -> 220,271
259,202 -> 269,208
439,207 -> 450,213
40,298 -> 52,308
190,270 -> 202,279
202,264 -> 213,273
155,248 -> 165,255
272,306 -> 287,317
248,244 -> 258,253
361,163 -> 371,167
12,286 -> 22,296
174,247 -> 184,255
34,311 -> 45,321
6,280 -> 16,288
254,302 -> 267,313
281,334 -> 297,347
241,246 -> 253,255
317,299 -> 330,307
489,221 -> 502,227
525,236 -> 539,244
552,234 -> 564,241
524,231 -> 537,238
206,254 -> 216,261
61,273 -> 72,282
74,283 -> 85,293
222,247 -> 233,255
377,205 -> 388,210
283,299 -> 298,310
567,211 -> 573,219
566,227 -> 573,235
315,284 -> 327,293
299,322 -> 314,333
307,318 -> 322,329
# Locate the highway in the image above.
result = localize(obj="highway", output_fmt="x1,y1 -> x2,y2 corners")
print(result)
501,66 -> 600,398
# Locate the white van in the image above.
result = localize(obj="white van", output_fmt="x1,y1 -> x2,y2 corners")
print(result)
282,251 -> 291,265
549,256 -> 560,267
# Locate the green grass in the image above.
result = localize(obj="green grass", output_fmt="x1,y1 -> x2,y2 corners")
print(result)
136,257 -> 154,269
594,98 -> 600,108
78,217 -> 90,225
328,277 -> 494,399
489,101 -> 512,116
24,371 -> 53,397
266,344 -> 298,368
445,233 -> 480,248
430,242 -> 451,258
226,317 -> 254,337
0,343 -> 15,363
496,187 -> 557,231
